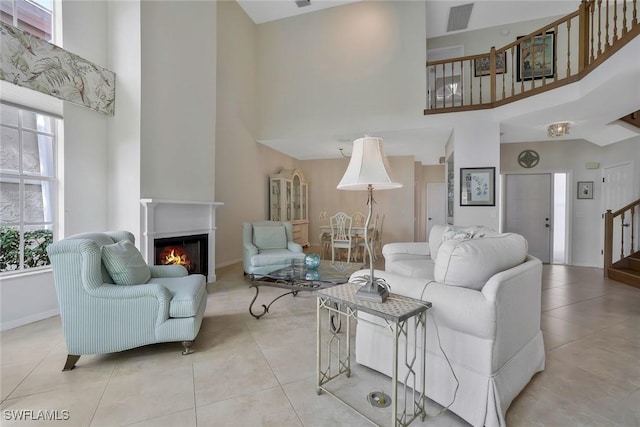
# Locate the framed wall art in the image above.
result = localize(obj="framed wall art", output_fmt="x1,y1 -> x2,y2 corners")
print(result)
460,167 -> 495,206
474,51 -> 507,77
516,31 -> 555,81
577,181 -> 593,199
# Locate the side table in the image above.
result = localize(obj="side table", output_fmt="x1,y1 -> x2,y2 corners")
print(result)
316,283 -> 431,427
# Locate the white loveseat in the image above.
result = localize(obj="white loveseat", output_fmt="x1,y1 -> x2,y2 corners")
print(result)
351,225 -> 545,427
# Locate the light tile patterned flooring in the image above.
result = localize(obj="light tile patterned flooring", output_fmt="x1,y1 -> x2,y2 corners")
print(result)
1,259 -> 639,426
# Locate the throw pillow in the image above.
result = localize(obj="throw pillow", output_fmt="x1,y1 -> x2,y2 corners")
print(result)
101,240 -> 151,285
441,225 -> 475,242
253,225 -> 287,250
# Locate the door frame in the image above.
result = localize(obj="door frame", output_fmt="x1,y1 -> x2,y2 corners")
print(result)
599,161 -> 635,267
426,182 -> 446,240
500,169 -> 572,264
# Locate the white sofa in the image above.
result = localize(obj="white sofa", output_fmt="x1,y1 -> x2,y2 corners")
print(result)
351,225 -> 545,427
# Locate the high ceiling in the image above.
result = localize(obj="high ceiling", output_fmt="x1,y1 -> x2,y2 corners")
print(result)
236,0 -> 580,38
235,1 -> 640,163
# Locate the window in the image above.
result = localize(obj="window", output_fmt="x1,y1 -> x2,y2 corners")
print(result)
0,103 -> 58,273
0,0 -> 53,42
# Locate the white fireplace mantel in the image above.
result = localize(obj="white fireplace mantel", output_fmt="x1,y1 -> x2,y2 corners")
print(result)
140,199 -> 223,283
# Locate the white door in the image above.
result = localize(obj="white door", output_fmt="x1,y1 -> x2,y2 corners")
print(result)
426,183 -> 446,239
602,163 -> 634,263
505,174 -> 552,263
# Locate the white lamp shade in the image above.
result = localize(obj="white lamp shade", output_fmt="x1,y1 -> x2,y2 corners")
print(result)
337,136 -> 403,191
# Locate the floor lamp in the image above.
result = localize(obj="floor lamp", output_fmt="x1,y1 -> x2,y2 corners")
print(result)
337,136 -> 402,302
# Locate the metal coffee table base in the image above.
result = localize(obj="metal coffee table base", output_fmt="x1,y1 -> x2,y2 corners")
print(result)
248,278 -> 330,320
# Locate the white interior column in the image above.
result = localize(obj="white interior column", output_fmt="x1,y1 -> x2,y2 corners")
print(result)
451,117 -> 501,230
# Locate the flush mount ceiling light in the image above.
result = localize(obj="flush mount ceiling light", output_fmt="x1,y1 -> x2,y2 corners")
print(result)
547,122 -> 570,137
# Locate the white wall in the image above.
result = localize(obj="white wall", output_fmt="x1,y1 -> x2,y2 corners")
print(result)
61,0 -> 110,235
107,0 -> 141,242
256,1 -> 426,139
215,0 -> 297,268
301,156 -> 416,247
140,1 -> 216,202
452,116 -> 501,230
501,137 -> 640,267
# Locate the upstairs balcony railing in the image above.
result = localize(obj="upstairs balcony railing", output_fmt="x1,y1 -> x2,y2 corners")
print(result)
425,0 -> 640,113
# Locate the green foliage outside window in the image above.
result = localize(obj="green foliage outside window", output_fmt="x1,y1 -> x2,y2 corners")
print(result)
0,227 -> 52,272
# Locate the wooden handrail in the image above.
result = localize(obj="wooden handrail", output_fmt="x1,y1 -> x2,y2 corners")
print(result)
425,0 -> 639,114
611,198 -> 640,216
604,198 -> 640,276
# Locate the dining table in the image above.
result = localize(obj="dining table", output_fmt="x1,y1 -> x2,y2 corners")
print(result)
319,224 -> 374,262
318,225 -> 373,237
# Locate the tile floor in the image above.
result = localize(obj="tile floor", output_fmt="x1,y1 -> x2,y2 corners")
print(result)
1,259 -> 639,426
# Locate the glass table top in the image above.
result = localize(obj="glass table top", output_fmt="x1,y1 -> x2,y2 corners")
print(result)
259,260 -> 366,285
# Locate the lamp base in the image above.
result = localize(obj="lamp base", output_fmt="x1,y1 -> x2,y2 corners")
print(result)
355,281 -> 389,303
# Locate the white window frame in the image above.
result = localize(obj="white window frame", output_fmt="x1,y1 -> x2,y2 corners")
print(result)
1,0 -> 54,42
1,102 -> 59,275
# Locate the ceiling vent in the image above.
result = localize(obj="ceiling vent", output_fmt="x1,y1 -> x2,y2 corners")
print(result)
447,3 -> 474,32
295,0 -> 311,7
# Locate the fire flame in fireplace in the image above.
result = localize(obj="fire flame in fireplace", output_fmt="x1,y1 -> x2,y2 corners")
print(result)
159,246 -> 192,270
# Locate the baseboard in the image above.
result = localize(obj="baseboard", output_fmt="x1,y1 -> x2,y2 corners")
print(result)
1,308 -> 59,332
216,258 -> 242,269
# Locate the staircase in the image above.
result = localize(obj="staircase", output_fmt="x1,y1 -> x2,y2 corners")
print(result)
608,251 -> 640,288
604,199 -> 640,288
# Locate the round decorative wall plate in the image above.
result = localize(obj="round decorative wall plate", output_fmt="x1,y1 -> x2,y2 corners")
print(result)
518,150 -> 540,168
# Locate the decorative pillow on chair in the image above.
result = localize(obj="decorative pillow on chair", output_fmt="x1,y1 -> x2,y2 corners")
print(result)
441,225 -> 475,242
101,240 -> 151,285
253,225 -> 287,250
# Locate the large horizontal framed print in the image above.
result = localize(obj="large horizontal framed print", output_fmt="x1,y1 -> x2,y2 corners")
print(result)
460,167 -> 495,206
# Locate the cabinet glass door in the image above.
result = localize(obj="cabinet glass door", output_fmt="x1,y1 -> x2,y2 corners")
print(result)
302,184 -> 307,220
286,181 -> 292,221
271,180 -> 281,221
293,175 -> 301,220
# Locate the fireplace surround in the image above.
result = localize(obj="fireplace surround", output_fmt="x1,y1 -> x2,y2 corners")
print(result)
140,199 -> 223,282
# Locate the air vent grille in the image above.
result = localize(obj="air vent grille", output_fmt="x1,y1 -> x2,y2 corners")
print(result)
447,3 -> 474,32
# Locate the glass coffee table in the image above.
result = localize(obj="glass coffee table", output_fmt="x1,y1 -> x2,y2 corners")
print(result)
249,260 -> 365,320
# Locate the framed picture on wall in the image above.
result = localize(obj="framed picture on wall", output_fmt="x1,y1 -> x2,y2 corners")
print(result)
577,181 -> 593,199
516,31 -> 555,81
474,51 -> 507,77
460,167 -> 495,206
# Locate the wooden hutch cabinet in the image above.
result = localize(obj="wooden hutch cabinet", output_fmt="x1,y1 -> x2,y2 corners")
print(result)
269,168 -> 309,247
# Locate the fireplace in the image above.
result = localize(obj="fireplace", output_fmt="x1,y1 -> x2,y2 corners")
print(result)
140,199 -> 223,282
154,234 -> 208,275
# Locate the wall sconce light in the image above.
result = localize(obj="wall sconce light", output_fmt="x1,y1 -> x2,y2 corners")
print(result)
548,122 -> 570,137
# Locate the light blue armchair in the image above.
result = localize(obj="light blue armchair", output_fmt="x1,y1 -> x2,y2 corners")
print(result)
242,221 -> 306,275
46,231 -> 207,371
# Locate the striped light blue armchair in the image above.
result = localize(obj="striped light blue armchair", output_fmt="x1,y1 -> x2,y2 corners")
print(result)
242,221 -> 306,275
46,231 -> 207,371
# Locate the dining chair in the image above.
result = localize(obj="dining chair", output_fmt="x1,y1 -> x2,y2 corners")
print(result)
351,211 -> 366,228
330,212 -> 359,263
318,211 -> 331,259
372,213 -> 385,261
357,213 -> 378,264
